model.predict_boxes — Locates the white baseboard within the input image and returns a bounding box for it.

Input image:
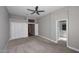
[38,35,79,52]
[67,45,79,52]
[38,35,57,43]
[9,37,27,40]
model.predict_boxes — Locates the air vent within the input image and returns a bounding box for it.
[28,19,35,23]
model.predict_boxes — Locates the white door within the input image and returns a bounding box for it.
[10,22,28,40]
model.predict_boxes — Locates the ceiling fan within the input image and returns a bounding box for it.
[27,6,45,15]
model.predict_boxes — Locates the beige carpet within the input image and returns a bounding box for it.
[7,36,77,53]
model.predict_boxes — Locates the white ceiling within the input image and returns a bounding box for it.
[7,6,64,19]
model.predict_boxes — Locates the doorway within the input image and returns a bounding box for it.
[28,24,35,36]
[56,19,68,46]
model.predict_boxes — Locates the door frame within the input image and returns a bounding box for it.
[28,24,35,36]
[27,23,38,37]
[56,19,69,46]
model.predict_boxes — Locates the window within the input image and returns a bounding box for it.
[62,24,66,31]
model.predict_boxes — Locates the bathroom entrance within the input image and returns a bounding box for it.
[56,19,68,46]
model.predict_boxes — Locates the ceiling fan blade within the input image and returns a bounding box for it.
[27,9,34,11]
[35,6,38,11]
[27,6,44,15]
[38,10,45,12]
[31,11,35,14]
[37,12,40,15]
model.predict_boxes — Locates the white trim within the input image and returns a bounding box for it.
[67,45,79,52]
[28,23,38,36]
[38,35,79,52]
[28,22,38,24]
[38,35,57,43]
[9,37,28,40]
[35,24,38,36]
[56,19,69,45]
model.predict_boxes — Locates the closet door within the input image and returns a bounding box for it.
[10,22,28,40]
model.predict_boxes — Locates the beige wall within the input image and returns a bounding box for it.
[0,6,10,52]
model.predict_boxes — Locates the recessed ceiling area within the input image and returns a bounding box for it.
[6,6,64,19]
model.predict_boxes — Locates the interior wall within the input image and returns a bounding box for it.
[38,15,50,39]
[38,7,68,42]
[38,6,79,51]
[0,6,9,52]
[49,13,56,41]
[68,7,79,50]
